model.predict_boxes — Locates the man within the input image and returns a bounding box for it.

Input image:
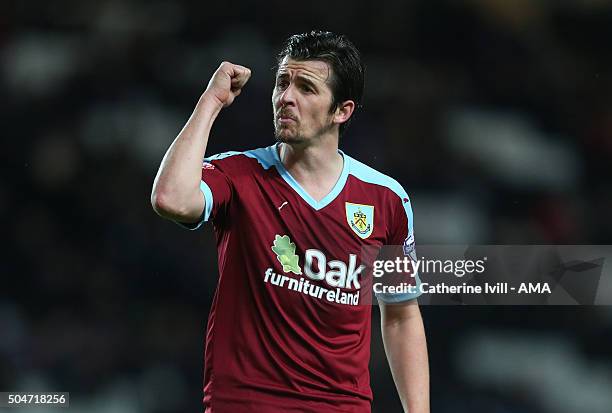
[151,31,429,413]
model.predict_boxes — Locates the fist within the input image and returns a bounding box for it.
[204,61,251,108]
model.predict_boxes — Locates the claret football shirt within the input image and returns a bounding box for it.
[181,143,421,413]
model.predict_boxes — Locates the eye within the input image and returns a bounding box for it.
[276,79,289,89]
[301,85,313,93]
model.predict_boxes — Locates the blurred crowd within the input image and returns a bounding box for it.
[2,0,612,412]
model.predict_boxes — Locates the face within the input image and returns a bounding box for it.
[272,57,337,144]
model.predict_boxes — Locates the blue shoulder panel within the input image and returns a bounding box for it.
[204,146,276,170]
[347,155,421,303]
[346,155,413,232]
[243,146,277,170]
[205,151,242,161]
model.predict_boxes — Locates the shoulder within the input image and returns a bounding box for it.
[346,153,410,202]
[204,145,277,173]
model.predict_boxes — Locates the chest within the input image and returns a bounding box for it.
[233,174,388,257]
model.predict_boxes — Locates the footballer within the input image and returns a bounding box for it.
[151,31,429,413]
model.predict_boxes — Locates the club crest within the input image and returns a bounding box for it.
[345,202,374,239]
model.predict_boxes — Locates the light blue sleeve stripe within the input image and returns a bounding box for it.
[403,194,414,238]
[200,180,214,222]
[175,180,214,231]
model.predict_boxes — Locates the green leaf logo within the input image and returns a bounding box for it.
[271,234,302,275]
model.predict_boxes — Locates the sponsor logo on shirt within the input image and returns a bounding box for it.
[345,202,374,239]
[271,235,302,275]
[266,234,366,305]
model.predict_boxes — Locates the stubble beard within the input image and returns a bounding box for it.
[274,121,306,145]
[273,118,335,146]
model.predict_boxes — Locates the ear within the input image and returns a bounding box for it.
[333,100,356,126]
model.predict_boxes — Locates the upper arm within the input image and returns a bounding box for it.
[375,190,421,304]
[176,160,234,230]
[151,180,206,223]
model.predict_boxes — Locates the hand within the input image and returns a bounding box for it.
[203,61,251,108]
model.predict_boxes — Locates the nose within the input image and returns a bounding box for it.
[278,83,296,107]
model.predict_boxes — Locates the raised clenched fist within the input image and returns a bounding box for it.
[204,61,252,108]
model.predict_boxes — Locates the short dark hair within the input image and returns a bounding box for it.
[277,30,365,136]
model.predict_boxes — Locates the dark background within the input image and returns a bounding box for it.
[2,0,612,412]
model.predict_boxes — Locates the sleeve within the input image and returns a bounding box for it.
[177,158,234,230]
[375,190,422,304]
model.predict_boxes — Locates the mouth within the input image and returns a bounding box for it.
[276,111,297,123]
[277,117,296,125]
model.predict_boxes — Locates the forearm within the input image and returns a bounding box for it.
[151,93,222,221]
[381,303,430,413]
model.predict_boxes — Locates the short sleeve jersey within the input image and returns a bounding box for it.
[182,143,421,413]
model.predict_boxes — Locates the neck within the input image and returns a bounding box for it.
[277,138,344,202]
[280,139,341,170]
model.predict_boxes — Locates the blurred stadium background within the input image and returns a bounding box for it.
[2,0,612,412]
